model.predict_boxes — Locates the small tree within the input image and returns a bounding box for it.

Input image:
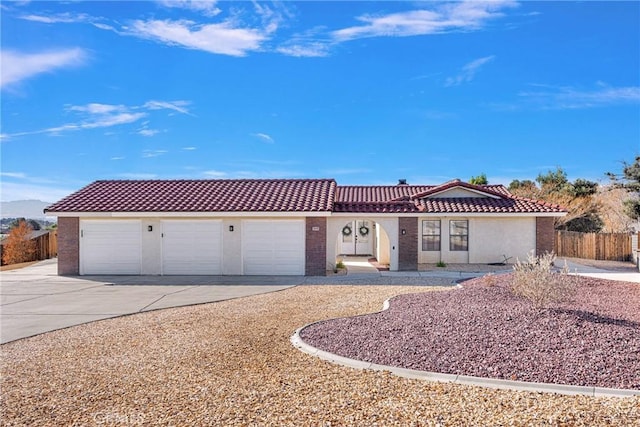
[469,173,488,185]
[508,179,537,194]
[510,168,602,231]
[536,167,571,194]
[2,220,36,265]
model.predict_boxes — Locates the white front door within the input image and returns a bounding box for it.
[340,220,373,256]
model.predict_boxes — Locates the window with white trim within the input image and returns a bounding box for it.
[422,220,441,251]
[449,220,468,251]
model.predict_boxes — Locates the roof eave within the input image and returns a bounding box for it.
[47,211,333,218]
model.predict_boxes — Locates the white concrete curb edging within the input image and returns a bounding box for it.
[291,298,640,398]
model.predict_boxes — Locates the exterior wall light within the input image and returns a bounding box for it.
[229,225,234,232]
[401,229,406,235]
[148,225,153,232]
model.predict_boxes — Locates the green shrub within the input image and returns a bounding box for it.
[511,251,574,309]
[436,261,447,268]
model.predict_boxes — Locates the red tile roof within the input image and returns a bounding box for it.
[408,180,511,200]
[415,197,565,214]
[45,179,566,215]
[336,181,566,214]
[336,183,512,202]
[336,185,433,203]
[45,179,336,213]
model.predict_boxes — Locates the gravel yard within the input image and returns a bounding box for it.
[2,284,639,426]
[302,275,640,391]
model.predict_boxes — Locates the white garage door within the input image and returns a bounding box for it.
[242,220,305,275]
[81,220,142,275]
[162,220,222,275]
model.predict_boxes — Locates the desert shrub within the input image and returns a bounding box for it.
[510,251,574,309]
[2,220,36,265]
[483,273,498,287]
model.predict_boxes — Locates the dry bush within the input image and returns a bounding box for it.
[2,220,36,265]
[482,273,498,287]
[510,251,574,309]
[596,186,639,232]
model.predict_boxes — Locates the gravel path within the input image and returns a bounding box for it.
[301,275,640,390]
[2,284,639,426]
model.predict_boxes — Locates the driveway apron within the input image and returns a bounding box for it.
[0,260,298,344]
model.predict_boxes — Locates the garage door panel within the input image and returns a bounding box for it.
[162,220,222,275]
[242,220,304,275]
[81,220,142,275]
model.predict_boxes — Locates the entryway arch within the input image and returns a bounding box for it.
[327,217,397,271]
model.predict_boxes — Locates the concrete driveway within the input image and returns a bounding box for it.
[1,259,300,344]
[2,258,637,345]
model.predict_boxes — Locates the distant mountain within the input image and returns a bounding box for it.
[1,200,53,220]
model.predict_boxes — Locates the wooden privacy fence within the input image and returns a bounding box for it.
[33,230,58,262]
[0,230,58,266]
[555,231,633,262]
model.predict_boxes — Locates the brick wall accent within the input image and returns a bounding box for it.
[57,217,79,275]
[398,217,418,271]
[536,217,555,255]
[305,217,327,276]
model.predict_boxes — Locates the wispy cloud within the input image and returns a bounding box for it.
[252,132,275,143]
[85,2,285,57]
[445,55,495,87]
[137,128,161,137]
[45,112,148,135]
[117,173,158,180]
[203,168,305,179]
[67,103,127,115]
[142,149,168,158]
[203,170,227,177]
[136,120,163,137]
[20,12,92,24]
[276,42,331,58]
[1,48,87,89]
[13,1,515,61]
[110,156,125,161]
[518,83,640,110]
[276,26,332,57]
[4,100,191,139]
[182,146,197,151]
[0,172,27,179]
[157,0,221,17]
[332,1,517,41]
[128,19,267,57]
[144,100,192,115]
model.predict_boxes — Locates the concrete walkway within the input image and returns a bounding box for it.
[558,257,640,283]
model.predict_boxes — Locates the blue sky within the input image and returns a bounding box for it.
[1,1,639,203]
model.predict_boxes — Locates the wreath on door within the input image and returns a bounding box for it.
[342,225,353,236]
[359,225,369,236]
